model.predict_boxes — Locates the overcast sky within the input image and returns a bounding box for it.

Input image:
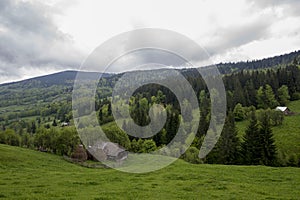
[1,0,300,83]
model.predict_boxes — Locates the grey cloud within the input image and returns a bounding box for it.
[251,0,300,16]
[0,0,83,82]
[206,19,272,56]
[84,21,273,74]
[82,28,211,73]
[109,21,272,71]
[251,0,299,7]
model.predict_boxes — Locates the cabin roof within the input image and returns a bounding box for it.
[89,141,125,157]
[275,106,289,112]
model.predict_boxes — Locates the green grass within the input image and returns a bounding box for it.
[236,100,300,158]
[0,144,300,199]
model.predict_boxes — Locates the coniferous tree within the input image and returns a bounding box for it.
[233,77,246,106]
[256,86,265,109]
[244,80,256,106]
[264,84,279,108]
[212,112,240,164]
[259,112,277,166]
[31,121,36,134]
[99,108,103,122]
[107,103,112,116]
[166,110,180,143]
[241,110,262,165]
[198,93,210,136]
[256,85,279,109]
[52,119,57,127]
[277,85,290,106]
[233,103,245,121]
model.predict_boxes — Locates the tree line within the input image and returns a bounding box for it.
[1,59,300,167]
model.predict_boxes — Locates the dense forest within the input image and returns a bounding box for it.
[1,51,300,167]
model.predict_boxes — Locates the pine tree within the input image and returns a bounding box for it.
[244,80,256,106]
[259,112,277,166]
[198,94,210,136]
[233,77,246,106]
[256,86,265,109]
[241,110,262,165]
[233,103,245,121]
[99,108,103,122]
[256,85,279,109]
[265,84,279,108]
[277,85,290,106]
[52,119,57,127]
[214,112,240,164]
[107,103,112,116]
[31,121,36,134]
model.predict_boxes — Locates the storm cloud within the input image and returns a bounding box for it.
[0,0,83,82]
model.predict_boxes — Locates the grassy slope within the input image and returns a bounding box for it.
[0,144,300,199]
[237,100,300,158]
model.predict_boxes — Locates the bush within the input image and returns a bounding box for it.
[0,129,21,146]
[181,147,202,164]
[287,154,298,167]
[141,139,157,153]
[291,92,300,100]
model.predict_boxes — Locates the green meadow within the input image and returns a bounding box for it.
[237,100,300,159]
[0,144,299,199]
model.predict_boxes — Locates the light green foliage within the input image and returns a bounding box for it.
[141,139,157,153]
[0,129,20,146]
[129,138,157,153]
[181,146,201,164]
[101,122,131,149]
[233,103,245,121]
[278,85,290,106]
[265,84,279,108]
[156,90,166,103]
[33,127,79,156]
[256,86,265,109]
[257,85,279,109]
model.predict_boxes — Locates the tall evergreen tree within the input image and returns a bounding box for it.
[213,112,240,164]
[259,112,277,166]
[264,84,279,108]
[256,85,279,109]
[99,108,103,121]
[198,93,210,136]
[277,85,290,106]
[241,110,262,165]
[256,86,265,109]
[233,103,245,121]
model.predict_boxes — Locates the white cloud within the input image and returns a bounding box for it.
[1,0,300,83]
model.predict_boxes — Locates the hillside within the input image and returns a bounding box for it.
[0,70,113,122]
[215,50,300,74]
[0,144,299,199]
[236,100,300,161]
[0,50,299,123]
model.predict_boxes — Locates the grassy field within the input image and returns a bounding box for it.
[0,144,300,199]
[237,100,300,159]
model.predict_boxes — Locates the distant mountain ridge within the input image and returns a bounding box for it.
[1,50,300,88]
[0,71,112,88]
[215,50,300,74]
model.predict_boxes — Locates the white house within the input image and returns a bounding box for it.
[275,106,291,115]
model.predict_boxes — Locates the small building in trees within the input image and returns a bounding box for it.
[61,122,70,127]
[88,141,128,162]
[275,106,292,115]
[71,144,88,162]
